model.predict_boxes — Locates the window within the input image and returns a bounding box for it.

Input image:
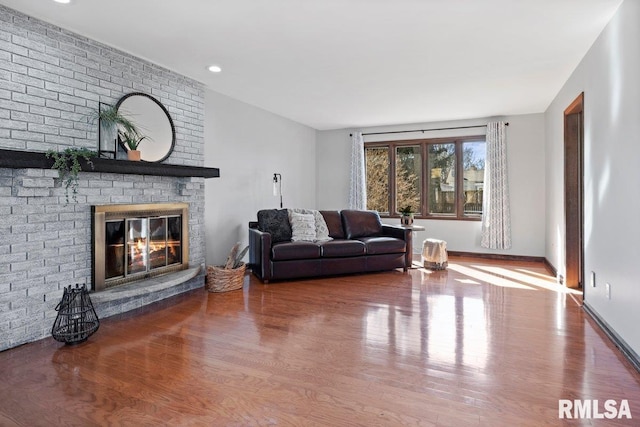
[396,146,422,214]
[365,146,390,214]
[365,136,486,220]
[428,142,456,214]
[462,141,486,216]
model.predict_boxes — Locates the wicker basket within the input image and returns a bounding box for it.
[206,263,246,293]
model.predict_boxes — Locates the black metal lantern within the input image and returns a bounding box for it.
[52,284,100,345]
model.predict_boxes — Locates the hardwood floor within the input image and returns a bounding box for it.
[1,256,639,426]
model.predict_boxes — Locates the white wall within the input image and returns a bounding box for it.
[204,90,317,265]
[317,114,546,256]
[545,0,640,354]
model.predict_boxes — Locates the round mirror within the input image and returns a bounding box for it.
[115,92,175,162]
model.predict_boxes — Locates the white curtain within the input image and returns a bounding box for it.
[348,132,367,210]
[481,121,511,249]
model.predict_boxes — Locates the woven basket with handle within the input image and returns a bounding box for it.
[206,263,246,293]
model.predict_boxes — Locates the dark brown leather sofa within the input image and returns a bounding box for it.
[249,209,411,283]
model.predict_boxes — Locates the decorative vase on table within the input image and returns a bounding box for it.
[399,206,415,226]
[401,214,414,226]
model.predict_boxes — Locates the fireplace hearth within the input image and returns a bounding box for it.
[92,203,189,292]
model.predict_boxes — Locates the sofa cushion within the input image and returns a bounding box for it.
[271,241,321,261]
[341,210,383,239]
[257,209,292,243]
[289,208,332,242]
[290,212,317,242]
[320,210,345,239]
[320,239,366,258]
[357,236,406,255]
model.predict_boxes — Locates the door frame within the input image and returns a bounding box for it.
[564,93,584,291]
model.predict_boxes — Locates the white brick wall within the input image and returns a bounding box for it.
[0,6,207,351]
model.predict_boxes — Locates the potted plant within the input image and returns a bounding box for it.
[94,103,139,156]
[118,129,148,161]
[398,205,415,226]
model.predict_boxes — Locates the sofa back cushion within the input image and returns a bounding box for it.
[341,210,383,239]
[319,210,345,239]
[257,209,292,243]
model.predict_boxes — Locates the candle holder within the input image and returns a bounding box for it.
[51,284,100,345]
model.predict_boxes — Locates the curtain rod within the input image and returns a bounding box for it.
[350,122,509,137]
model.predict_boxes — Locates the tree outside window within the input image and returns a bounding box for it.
[365,146,389,214]
[462,141,486,215]
[365,136,485,220]
[428,143,456,214]
[396,146,421,214]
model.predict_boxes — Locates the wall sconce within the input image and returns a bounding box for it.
[273,173,283,208]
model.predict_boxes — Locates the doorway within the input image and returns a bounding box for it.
[564,93,584,290]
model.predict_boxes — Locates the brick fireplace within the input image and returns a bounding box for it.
[0,5,217,352]
[1,165,210,351]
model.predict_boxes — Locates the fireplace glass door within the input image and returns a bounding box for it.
[167,216,182,265]
[93,203,188,291]
[127,218,149,275]
[105,220,125,279]
[149,218,167,269]
[104,215,182,282]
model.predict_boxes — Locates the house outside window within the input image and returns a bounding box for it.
[365,136,486,220]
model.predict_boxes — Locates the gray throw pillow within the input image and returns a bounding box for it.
[257,209,292,243]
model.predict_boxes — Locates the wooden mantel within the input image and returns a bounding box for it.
[0,149,220,178]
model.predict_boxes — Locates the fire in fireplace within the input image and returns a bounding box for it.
[92,203,189,292]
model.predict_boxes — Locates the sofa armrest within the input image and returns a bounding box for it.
[382,224,410,240]
[382,225,412,271]
[249,226,272,282]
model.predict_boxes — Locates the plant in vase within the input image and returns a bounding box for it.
[119,129,148,161]
[94,104,140,157]
[398,205,415,226]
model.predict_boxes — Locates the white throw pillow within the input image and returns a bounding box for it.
[290,212,317,242]
[287,208,333,242]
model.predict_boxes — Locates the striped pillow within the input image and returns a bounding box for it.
[290,212,317,242]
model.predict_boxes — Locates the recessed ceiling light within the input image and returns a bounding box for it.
[53,0,71,4]
[208,65,222,73]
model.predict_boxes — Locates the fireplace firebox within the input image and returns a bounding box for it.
[92,203,189,292]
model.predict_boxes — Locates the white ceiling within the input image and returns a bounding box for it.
[0,0,623,130]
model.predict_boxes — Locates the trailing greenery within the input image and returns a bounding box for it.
[46,147,97,204]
